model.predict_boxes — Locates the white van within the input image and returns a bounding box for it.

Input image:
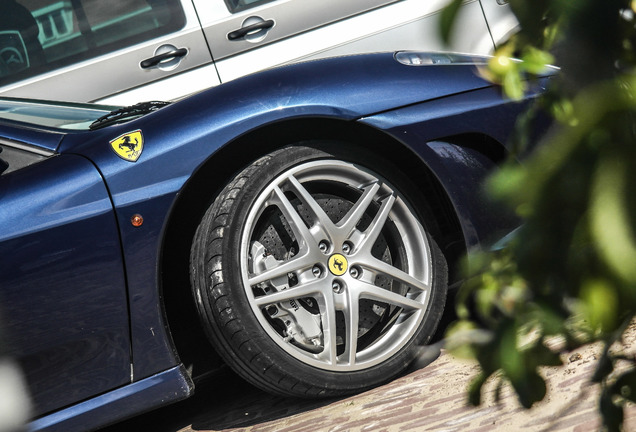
[0,0,517,105]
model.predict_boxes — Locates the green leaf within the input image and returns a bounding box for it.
[521,47,555,74]
[531,341,563,368]
[530,304,565,335]
[579,279,619,333]
[488,52,516,79]
[468,372,488,406]
[515,371,547,408]
[439,0,464,44]
[499,324,523,382]
[498,324,548,407]
[591,154,636,284]
[445,320,492,359]
[502,67,525,101]
[549,98,578,125]
[485,164,527,205]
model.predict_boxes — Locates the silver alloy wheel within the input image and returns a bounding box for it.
[240,160,433,372]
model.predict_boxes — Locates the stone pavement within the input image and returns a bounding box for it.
[207,349,634,432]
[107,328,636,432]
[160,340,634,432]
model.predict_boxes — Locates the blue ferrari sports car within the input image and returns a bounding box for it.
[0,52,550,431]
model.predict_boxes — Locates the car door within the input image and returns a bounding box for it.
[479,0,519,47]
[0,0,217,104]
[0,130,131,417]
[192,0,498,82]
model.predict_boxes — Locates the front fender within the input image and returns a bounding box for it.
[420,140,518,252]
[359,86,530,253]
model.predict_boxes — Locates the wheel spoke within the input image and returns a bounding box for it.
[358,280,427,311]
[342,289,359,365]
[356,193,396,253]
[271,185,316,249]
[366,258,430,294]
[286,175,336,234]
[253,278,325,307]
[248,252,315,286]
[337,182,381,234]
[235,157,441,374]
[315,293,338,365]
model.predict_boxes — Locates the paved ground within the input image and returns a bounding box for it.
[107,325,636,432]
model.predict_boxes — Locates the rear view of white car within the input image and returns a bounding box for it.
[0,0,517,105]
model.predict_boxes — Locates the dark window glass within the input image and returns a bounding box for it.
[224,0,276,13]
[0,0,185,87]
[0,143,50,176]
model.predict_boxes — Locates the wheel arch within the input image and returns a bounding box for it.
[159,117,508,376]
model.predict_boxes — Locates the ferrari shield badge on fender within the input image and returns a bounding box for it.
[110,130,144,162]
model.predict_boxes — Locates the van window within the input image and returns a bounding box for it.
[0,0,185,87]
[223,0,276,13]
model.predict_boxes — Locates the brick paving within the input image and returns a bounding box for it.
[165,342,634,432]
[107,329,636,432]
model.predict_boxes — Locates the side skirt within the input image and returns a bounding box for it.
[29,364,194,432]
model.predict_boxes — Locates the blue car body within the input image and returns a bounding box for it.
[0,52,549,431]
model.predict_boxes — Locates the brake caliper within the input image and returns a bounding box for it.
[251,242,323,352]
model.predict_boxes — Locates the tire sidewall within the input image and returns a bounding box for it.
[199,142,447,395]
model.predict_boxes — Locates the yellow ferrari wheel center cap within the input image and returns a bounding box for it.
[328,254,348,276]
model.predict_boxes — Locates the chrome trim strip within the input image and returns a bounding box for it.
[0,138,56,157]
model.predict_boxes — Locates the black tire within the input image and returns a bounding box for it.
[190,143,447,397]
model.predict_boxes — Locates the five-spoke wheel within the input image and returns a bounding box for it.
[190,144,447,397]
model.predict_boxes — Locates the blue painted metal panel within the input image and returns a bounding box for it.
[0,123,63,152]
[47,53,514,381]
[358,86,544,251]
[0,52,552,427]
[49,53,500,380]
[29,365,193,432]
[0,154,130,417]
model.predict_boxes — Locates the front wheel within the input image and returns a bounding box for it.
[190,144,447,397]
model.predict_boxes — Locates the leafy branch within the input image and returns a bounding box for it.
[442,1,636,430]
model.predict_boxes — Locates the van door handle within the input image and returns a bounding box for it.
[228,19,275,41]
[140,48,188,69]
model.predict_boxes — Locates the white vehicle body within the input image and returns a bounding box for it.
[0,0,517,105]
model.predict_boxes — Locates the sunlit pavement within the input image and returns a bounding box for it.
[103,328,636,432]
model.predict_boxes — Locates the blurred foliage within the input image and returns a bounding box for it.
[442,0,636,430]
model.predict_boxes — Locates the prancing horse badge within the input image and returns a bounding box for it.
[110,130,143,162]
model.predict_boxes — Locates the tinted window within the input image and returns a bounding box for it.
[0,0,185,87]
[224,0,276,13]
[0,97,115,129]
